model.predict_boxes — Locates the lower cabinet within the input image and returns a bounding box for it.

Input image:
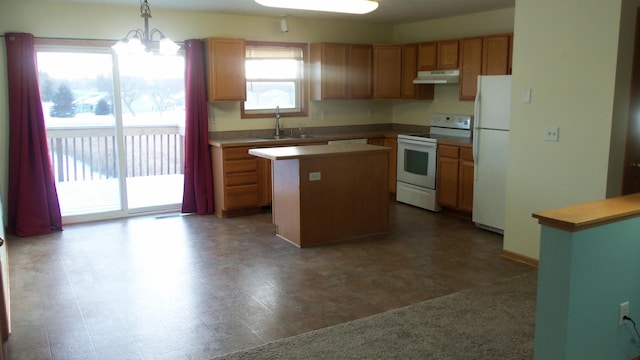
[436,144,474,212]
[212,142,328,217]
[211,145,270,217]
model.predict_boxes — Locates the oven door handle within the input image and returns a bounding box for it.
[398,139,437,148]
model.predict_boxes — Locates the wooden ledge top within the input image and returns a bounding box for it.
[532,193,640,232]
[249,144,390,161]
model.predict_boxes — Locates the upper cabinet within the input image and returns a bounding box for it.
[482,34,512,75]
[205,37,246,102]
[372,44,434,100]
[349,44,374,99]
[401,43,419,99]
[310,42,372,100]
[417,40,459,71]
[458,37,483,101]
[417,42,437,71]
[436,40,459,70]
[373,45,402,99]
[459,33,512,101]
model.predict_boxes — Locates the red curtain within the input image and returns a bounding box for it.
[4,33,62,236]
[181,39,214,214]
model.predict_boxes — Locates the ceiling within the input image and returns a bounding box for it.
[39,0,515,25]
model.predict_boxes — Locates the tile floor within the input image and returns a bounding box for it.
[6,201,535,360]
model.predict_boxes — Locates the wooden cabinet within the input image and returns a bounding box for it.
[211,147,258,217]
[417,42,437,71]
[368,137,385,146]
[212,141,330,217]
[458,37,483,101]
[401,43,419,99]
[459,33,512,101]
[418,40,459,71]
[212,145,264,217]
[458,148,475,212]
[310,42,372,100]
[373,45,402,99]
[205,37,246,102]
[482,34,512,75]
[437,40,459,69]
[349,44,374,99]
[437,144,474,212]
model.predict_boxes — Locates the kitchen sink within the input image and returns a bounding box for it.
[258,135,294,140]
[258,134,318,140]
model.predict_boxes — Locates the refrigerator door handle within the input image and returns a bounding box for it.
[473,79,481,181]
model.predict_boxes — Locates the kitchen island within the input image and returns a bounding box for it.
[249,143,390,247]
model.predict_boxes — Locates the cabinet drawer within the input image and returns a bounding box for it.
[438,145,459,158]
[226,172,258,186]
[224,147,253,160]
[224,184,259,209]
[460,147,474,161]
[225,159,257,173]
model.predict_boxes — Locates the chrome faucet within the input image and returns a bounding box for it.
[275,106,281,137]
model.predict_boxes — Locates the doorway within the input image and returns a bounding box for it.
[36,47,186,222]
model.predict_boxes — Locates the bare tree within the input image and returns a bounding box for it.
[120,77,142,116]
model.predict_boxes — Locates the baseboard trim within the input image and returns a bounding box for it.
[501,250,539,268]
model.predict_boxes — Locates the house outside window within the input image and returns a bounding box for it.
[241,41,308,119]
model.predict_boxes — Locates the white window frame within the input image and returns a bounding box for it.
[241,41,308,119]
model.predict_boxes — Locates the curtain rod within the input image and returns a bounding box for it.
[0,35,184,45]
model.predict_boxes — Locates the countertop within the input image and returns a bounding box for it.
[209,131,398,148]
[249,143,391,160]
[532,193,640,232]
[209,130,473,148]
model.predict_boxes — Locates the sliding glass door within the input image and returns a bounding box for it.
[36,47,185,223]
[117,53,185,212]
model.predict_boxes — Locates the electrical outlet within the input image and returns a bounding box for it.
[620,301,630,326]
[544,126,559,142]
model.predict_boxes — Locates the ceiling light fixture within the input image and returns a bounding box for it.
[255,0,379,15]
[112,0,180,56]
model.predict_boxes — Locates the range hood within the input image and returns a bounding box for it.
[413,69,459,84]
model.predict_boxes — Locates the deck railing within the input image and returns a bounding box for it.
[46,125,185,182]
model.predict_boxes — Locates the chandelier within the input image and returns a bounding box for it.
[112,0,180,55]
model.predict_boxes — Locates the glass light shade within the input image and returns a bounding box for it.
[255,0,378,14]
[112,36,147,56]
[127,36,146,54]
[159,37,180,56]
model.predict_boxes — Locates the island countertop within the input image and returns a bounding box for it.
[248,143,390,160]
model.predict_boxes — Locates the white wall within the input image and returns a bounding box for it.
[504,0,627,259]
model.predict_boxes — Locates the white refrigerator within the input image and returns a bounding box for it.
[472,75,512,234]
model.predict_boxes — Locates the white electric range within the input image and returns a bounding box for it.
[396,113,472,211]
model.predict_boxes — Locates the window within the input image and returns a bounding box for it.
[241,41,307,119]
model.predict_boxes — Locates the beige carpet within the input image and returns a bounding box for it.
[213,271,538,360]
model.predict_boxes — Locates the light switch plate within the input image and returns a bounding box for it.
[522,88,532,103]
